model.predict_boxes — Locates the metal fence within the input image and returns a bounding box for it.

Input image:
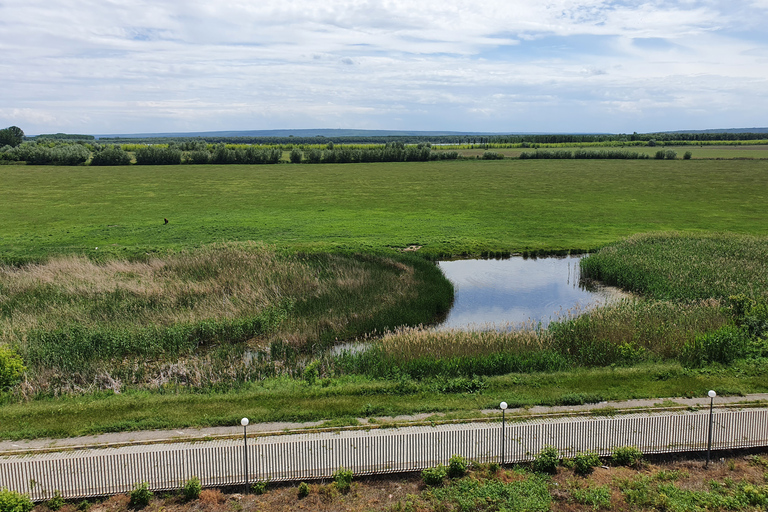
[1,408,767,501]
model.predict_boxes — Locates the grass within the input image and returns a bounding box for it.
[1,361,767,440]
[580,232,768,301]
[2,159,768,263]
[0,245,452,396]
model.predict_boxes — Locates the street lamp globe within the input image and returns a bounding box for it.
[708,390,716,398]
[241,417,249,427]
[500,402,508,410]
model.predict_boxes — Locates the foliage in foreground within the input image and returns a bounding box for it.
[0,488,33,512]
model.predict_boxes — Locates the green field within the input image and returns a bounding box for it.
[2,159,767,263]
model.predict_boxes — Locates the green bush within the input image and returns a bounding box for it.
[654,150,665,159]
[0,347,25,390]
[129,482,153,509]
[333,466,353,493]
[683,151,692,160]
[297,482,310,499]
[0,488,33,512]
[90,146,131,166]
[681,325,749,366]
[182,476,201,501]
[533,445,560,474]
[47,491,65,511]
[612,446,643,467]
[251,480,268,495]
[573,451,601,476]
[448,454,468,478]
[422,464,448,486]
[665,150,677,160]
[303,360,320,385]
[289,148,302,163]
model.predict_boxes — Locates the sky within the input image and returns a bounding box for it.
[1,0,768,136]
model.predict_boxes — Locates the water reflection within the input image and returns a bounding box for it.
[437,255,623,330]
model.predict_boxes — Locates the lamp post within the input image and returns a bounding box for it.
[241,417,249,493]
[500,402,508,466]
[706,390,716,467]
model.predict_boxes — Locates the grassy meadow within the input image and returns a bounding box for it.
[2,156,768,439]
[2,159,768,263]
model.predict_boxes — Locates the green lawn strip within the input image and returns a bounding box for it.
[2,159,768,263]
[2,362,766,440]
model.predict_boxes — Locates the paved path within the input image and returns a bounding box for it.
[2,393,766,455]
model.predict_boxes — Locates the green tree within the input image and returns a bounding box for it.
[0,126,24,147]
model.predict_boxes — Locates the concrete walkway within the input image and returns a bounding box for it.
[2,393,766,455]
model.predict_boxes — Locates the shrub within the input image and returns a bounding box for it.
[0,488,33,512]
[90,146,131,166]
[422,464,448,486]
[681,325,749,366]
[251,480,268,495]
[307,149,322,163]
[573,451,601,476]
[297,482,310,498]
[448,454,468,478]
[482,151,504,160]
[186,150,211,164]
[289,148,303,163]
[654,150,665,159]
[612,446,643,467]
[333,466,353,493]
[683,151,692,160]
[665,150,677,160]
[135,146,182,165]
[129,482,153,509]
[533,445,560,474]
[47,491,65,511]
[182,476,201,501]
[303,360,320,385]
[0,347,25,390]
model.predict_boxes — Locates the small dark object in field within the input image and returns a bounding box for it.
[164,218,168,224]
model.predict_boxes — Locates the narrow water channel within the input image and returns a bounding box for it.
[437,255,624,330]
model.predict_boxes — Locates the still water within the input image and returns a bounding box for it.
[437,255,624,330]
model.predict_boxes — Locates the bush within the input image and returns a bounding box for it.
[251,480,268,495]
[182,476,201,501]
[47,491,65,511]
[533,445,560,474]
[654,150,665,159]
[612,446,643,467]
[422,464,448,486]
[129,482,153,509]
[482,151,504,160]
[0,347,25,390]
[683,151,692,160]
[90,146,131,166]
[186,150,211,164]
[448,454,468,478]
[665,150,677,160]
[681,325,749,366]
[573,451,601,476]
[135,146,182,165]
[333,466,353,493]
[289,148,303,163]
[0,488,34,512]
[303,360,320,385]
[297,482,310,499]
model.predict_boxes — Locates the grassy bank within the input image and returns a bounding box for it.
[2,159,768,263]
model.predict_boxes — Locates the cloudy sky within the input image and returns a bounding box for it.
[2,0,768,136]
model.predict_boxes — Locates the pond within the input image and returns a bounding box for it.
[436,255,626,330]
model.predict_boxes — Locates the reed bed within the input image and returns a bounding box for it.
[0,245,452,396]
[580,232,768,301]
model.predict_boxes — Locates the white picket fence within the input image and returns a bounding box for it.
[1,408,766,501]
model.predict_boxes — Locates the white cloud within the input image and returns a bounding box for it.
[0,0,767,133]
